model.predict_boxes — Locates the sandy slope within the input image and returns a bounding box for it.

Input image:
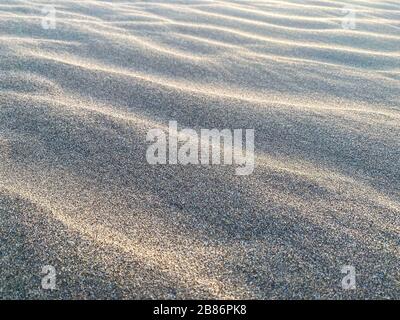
[0,0,399,299]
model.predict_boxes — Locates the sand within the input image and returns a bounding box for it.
[0,0,399,299]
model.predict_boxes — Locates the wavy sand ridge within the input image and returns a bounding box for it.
[0,0,399,299]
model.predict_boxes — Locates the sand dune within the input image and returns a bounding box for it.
[0,0,399,299]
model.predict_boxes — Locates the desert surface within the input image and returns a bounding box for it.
[0,0,399,299]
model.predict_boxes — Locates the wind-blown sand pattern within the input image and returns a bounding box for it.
[0,0,399,299]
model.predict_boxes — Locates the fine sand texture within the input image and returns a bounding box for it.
[0,0,399,299]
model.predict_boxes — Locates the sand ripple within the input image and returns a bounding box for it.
[0,0,399,299]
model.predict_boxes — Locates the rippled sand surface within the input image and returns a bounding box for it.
[0,0,399,299]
